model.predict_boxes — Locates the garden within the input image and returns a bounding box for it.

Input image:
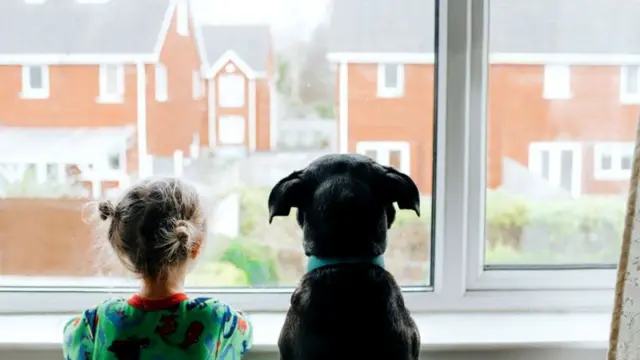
[188,187,627,287]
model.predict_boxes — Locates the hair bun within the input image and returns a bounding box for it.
[98,200,115,221]
[174,220,192,244]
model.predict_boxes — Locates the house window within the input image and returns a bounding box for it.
[176,0,189,36]
[377,63,405,98]
[99,64,124,102]
[356,141,411,175]
[21,65,49,99]
[155,63,168,102]
[218,115,245,144]
[528,142,582,197]
[593,142,634,181]
[218,74,245,108]
[543,64,571,99]
[192,70,204,99]
[620,66,640,103]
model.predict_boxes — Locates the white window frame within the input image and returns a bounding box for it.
[21,65,49,99]
[620,65,640,104]
[0,0,617,315]
[377,63,405,98]
[98,64,124,103]
[192,70,204,99]
[176,0,189,37]
[356,141,411,175]
[527,142,583,198]
[155,63,168,102]
[542,64,571,99]
[218,115,245,144]
[218,74,245,108]
[593,142,634,181]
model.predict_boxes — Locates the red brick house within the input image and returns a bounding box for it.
[198,25,275,155]
[0,0,205,197]
[327,0,640,196]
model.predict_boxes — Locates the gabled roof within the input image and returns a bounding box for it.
[329,0,434,54]
[328,0,640,56]
[199,25,271,76]
[0,0,173,59]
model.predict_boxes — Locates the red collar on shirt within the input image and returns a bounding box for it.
[127,293,188,310]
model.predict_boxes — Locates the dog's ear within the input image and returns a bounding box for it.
[268,170,305,223]
[382,166,420,216]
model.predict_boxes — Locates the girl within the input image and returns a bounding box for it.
[62,178,253,360]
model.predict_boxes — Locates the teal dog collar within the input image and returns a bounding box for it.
[306,255,385,272]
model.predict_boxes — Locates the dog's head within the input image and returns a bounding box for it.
[268,153,420,258]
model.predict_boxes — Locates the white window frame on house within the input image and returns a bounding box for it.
[218,115,245,144]
[218,74,245,108]
[619,65,640,104]
[21,65,49,99]
[356,141,411,175]
[176,0,189,37]
[593,142,634,181]
[542,64,571,99]
[155,63,169,102]
[377,63,405,98]
[192,70,204,99]
[527,141,583,198]
[0,0,618,315]
[98,64,124,103]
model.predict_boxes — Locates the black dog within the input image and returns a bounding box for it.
[268,153,421,360]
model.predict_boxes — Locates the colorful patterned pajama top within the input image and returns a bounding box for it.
[62,293,253,360]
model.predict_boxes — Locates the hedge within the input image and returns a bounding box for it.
[209,187,626,284]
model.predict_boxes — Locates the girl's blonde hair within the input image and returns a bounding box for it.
[96,177,205,279]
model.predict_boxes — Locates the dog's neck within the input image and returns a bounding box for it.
[306,255,385,272]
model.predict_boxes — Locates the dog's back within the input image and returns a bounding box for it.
[279,265,420,360]
[268,154,422,360]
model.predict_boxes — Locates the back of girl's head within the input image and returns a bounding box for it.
[96,177,205,279]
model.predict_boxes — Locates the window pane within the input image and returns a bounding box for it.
[218,115,245,144]
[621,155,633,170]
[218,74,245,107]
[384,64,398,87]
[601,154,613,170]
[29,66,43,89]
[486,0,630,267]
[2,0,436,289]
[105,65,120,95]
[626,66,639,94]
[540,150,550,180]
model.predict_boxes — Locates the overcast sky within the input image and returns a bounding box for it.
[193,0,330,42]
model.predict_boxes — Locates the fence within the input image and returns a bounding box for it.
[277,118,337,151]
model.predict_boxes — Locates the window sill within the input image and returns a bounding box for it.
[20,92,49,100]
[0,312,609,352]
[96,96,124,104]
[543,94,572,100]
[376,90,404,99]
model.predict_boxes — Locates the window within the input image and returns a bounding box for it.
[3,0,627,319]
[593,142,634,180]
[21,65,49,98]
[620,66,640,103]
[218,74,245,107]
[528,142,582,197]
[356,141,411,175]
[377,63,405,98]
[176,0,189,36]
[542,64,571,99]
[218,115,245,144]
[155,63,168,102]
[192,70,204,99]
[98,64,124,102]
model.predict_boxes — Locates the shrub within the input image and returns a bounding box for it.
[187,262,250,287]
[218,239,280,286]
